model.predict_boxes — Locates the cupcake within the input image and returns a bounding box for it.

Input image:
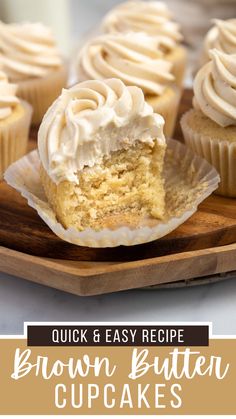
[76,32,181,137]
[181,49,236,197]
[101,0,187,87]
[0,70,32,179]
[0,21,68,125]
[201,19,236,65]
[38,78,167,231]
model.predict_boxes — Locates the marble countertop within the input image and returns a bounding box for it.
[0,271,236,335]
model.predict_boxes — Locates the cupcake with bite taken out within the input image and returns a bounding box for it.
[181,49,236,197]
[0,70,32,179]
[38,78,167,231]
[0,21,68,125]
[101,0,187,87]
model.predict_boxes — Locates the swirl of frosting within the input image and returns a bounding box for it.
[0,70,19,120]
[77,32,174,96]
[102,0,182,47]
[193,49,236,127]
[38,78,165,184]
[0,21,62,81]
[204,19,236,58]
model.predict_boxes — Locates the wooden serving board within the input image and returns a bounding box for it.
[1,89,236,296]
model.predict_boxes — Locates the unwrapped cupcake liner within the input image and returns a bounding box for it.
[0,100,32,180]
[181,111,236,198]
[4,139,219,248]
[146,86,182,138]
[17,64,68,125]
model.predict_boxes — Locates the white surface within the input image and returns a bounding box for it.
[0,271,236,335]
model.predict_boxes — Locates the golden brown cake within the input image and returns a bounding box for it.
[0,21,67,125]
[38,79,167,231]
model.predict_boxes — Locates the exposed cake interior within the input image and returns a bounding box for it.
[40,139,166,231]
[38,79,166,231]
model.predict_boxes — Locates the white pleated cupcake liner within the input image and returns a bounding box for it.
[4,139,220,248]
[0,100,32,180]
[166,45,187,88]
[181,111,236,198]
[147,86,181,139]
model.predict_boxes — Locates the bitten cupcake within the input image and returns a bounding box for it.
[0,70,32,179]
[181,49,236,197]
[101,0,187,87]
[76,32,180,137]
[202,19,236,65]
[38,78,167,231]
[0,21,68,125]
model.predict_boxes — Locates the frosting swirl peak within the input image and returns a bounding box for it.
[0,70,19,120]
[0,21,62,81]
[38,78,165,184]
[193,49,236,127]
[77,32,174,96]
[102,0,182,47]
[204,19,236,59]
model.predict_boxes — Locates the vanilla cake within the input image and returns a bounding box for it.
[38,78,166,231]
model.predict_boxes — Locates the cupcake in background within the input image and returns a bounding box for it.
[0,70,32,179]
[76,32,181,137]
[181,49,236,197]
[101,0,187,87]
[0,21,68,125]
[201,19,236,65]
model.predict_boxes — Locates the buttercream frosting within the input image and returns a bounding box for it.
[193,49,236,127]
[38,78,166,184]
[0,70,19,120]
[78,32,174,96]
[0,21,62,81]
[102,0,182,47]
[204,19,236,58]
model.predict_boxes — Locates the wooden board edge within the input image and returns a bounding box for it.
[1,243,236,296]
[145,270,236,289]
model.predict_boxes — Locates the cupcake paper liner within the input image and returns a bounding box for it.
[146,86,182,138]
[4,139,219,248]
[181,112,236,198]
[17,64,68,126]
[166,45,187,88]
[0,100,32,180]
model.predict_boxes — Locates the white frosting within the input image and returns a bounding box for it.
[193,49,236,127]
[0,70,19,120]
[204,19,236,58]
[38,78,166,184]
[102,0,182,46]
[0,21,62,81]
[77,32,174,96]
